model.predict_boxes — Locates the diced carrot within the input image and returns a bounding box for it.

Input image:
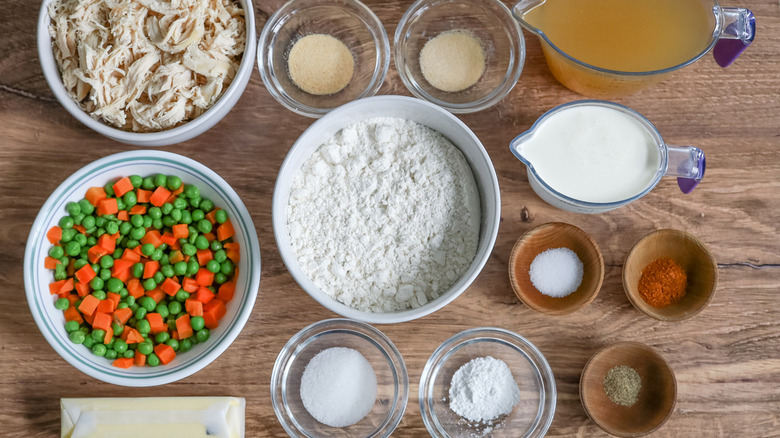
[160,232,177,246]
[216,220,234,241]
[154,343,176,365]
[73,224,87,234]
[194,287,215,304]
[125,328,144,344]
[146,313,166,334]
[202,299,226,329]
[171,185,184,196]
[149,186,171,207]
[75,282,90,297]
[172,224,189,239]
[97,198,118,216]
[85,187,107,207]
[136,189,152,203]
[112,177,134,197]
[92,312,112,332]
[102,326,113,344]
[146,288,165,304]
[107,292,121,308]
[113,307,133,325]
[134,352,146,366]
[44,257,61,269]
[182,277,200,293]
[205,209,219,224]
[87,246,108,264]
[176,314,193,339]
[195,268,214,287]
[97,234,116,253]
[223,242,239,249]
[196,249,213,266]
[141,230,163,248]
[112,258,133,278]
[49,279,67,295]
[83,311,95,326]
[60,278,74,293]
[96,299,116,315]
[203,232,216,242]
[114,268,131,283]
[185,299,203,317]
[121,248,141,263]
[217,281,236,302]
[75,264,97,284]
[143,261,160,279]
[127,278,145,299]
[64,306,83,324]
[67,295,79,306]
[169,250,185,264]
[132,245,144,257]
[46,226,62,244]
[164,194,178,205]
[117,210,129,221]
[129,205,147,215]
[78,295,100,316]
[113,357,134,368]
[161,278,181,296]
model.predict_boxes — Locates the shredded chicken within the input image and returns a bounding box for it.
[49,0,246,132]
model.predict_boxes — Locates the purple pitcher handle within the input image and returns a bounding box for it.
[713,7,755,67]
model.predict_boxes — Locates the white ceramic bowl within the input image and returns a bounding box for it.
[24,151,261,386]
[37,0,256,146]
[272,96,501,323]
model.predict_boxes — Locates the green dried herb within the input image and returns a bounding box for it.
[603,365,642,407]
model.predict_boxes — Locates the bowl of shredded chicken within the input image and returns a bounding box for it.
[38,0,255,145]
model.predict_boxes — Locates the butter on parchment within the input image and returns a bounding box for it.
[61,397,245,438]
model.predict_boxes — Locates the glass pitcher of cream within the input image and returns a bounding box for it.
[510,101,705,214]
[512,0,755,98]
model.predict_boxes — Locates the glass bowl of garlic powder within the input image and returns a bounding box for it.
[394,0,525,113]
[257,0,391,118]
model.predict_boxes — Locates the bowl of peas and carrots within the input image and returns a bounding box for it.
[24,151,261,386]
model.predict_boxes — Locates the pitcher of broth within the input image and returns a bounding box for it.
[512,0,755,98]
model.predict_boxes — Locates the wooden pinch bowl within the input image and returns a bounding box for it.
[580,342,677,437]
[509,222,604,315]
[623,229,718,321]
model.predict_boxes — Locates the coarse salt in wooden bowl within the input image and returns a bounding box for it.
[623,229,718,322]
[508,222,604,315]
[580,341,677,437]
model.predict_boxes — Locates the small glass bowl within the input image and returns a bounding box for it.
[420,328,556,437]
[394,0,525,113]
[257,0,390,118]
[271,319,409,437]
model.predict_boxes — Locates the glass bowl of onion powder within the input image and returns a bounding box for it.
[257,0,390,118]
[271,319,409,437]
[394,0,525,113]
[420,327,556,437]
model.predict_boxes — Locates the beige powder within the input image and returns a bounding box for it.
[288,34,355,95]
[420,31,486,93]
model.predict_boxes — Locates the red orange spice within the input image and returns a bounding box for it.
[638,258,687,308]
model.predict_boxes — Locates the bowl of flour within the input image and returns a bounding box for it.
[272,95,500,323]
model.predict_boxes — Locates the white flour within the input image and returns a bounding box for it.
[449,356,521,424]
[287,117,480,312]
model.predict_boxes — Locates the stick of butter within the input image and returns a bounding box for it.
[61,397,245,438]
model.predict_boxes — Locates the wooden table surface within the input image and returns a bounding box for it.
[2,0,779,436]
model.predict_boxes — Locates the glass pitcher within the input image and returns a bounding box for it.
[512,0,755,98]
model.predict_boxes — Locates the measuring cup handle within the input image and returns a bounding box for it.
[713,7,756,67]
[666,145,706,194]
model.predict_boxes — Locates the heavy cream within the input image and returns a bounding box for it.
[518,105,660,203]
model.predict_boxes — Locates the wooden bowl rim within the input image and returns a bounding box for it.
[579,341,678,438]
[508,222,605,316]
[622,229,719,322]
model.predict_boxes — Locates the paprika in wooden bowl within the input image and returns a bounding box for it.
[622,229,718,321]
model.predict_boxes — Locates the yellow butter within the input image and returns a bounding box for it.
[61,397,245,438]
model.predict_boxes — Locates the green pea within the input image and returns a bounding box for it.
[152,218,163,230]
[151,248,163,261]
[121,349,133,358]
[155,332,170,344]
[65,241,81,256]
[143,278,157,291]
[196,328,210,343]
[156,303,170,319]
[210,240,222,252]
[106,221,119,235]
[140,296,157,312]
[173,197,187,209]
[180,338,192,353]
[161,264,175,278]
[166,175,182,191]
[80,215,95,229]
[54,298,69,310]
[74,234,87,247]
[124,295,136,306]
[134,307,147,320]
[69,330,86,344]
[213,249,227,263]
[113,339,128,353]
[105,349,118,359]
[130,227,145,241]
[83,336,96,348]
[103,182,114,196]
[191,209,205,222]
[99,268,111,281]
[168,210,182,224]
[95,217,107,228]
[200,199,214,212]
[130,214,143,228]
[96,228,106,237]
[183,185,199,198]
[123,191,137,207]
[161,216,175,228]
[141,243,155,256]
[91,343,107,356]
[132,263,144,278]
[142,216,153,228]
[190,316,205,331]
[136,320,151,335]
[112,322,124,335]
[117,302,129,310]
[65,320,80,333]
[90,277,104,290]
[172,261,187,276]
[49,245,64,259]
[182,243,197,257]
[126,239,140,249]
[175,290,190,302]
[119,221,132,235]
[126,175,141,188]
[214,273,227,284]
[168,301,182,315]
[107,278,123,293]
[180,210,192,225]
[166,338,180,352]
[116,198,126,211]
[142,177,155,190]
[221,260,235,276]
[74,259,88,270]
[71,212,85,225]
[65,201,81,216]
[197,219,212,234]
[150,274,162,287]
[92,290,106,301]
[147,353,160,367]
[137,341,153,355]
[161,203,173,216]
[211,208,228,224]
[92,329,106,343]
[77,199,94,214]
[58,216,74,229]
[206,260,220,273]
[59,256,70,266]
[186,260,200,276]
[54,271,67,282]
[152,174,166,188]
[100,255,114,269]
[148,206,162,220]
[195,235,209,250]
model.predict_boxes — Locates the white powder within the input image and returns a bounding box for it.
[299,347,377,427]
[529,247,583,297]
[287,117,481,312]
[449,356,521,423]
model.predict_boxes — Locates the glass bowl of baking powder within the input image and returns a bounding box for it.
[420,327,556,437]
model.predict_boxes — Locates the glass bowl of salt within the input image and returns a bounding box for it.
[270,318,408,437]
[420,327,556,437]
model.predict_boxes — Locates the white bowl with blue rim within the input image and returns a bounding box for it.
[24,151,261,386]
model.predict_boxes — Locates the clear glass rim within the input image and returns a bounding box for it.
[513,0,724,77]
